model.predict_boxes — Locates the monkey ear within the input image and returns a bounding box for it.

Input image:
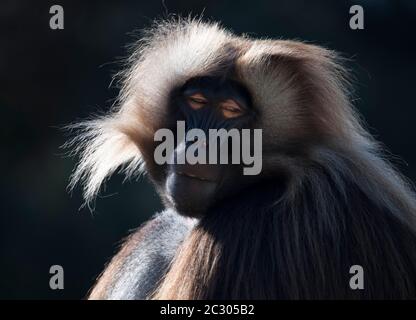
[65,114,144,208]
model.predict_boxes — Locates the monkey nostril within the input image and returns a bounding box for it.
[185,137,207,148]
[185,137,198,146]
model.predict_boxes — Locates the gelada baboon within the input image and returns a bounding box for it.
[68,19,416,299]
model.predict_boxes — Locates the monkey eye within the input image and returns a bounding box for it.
[187,93,208,110]
[220,99,244,118]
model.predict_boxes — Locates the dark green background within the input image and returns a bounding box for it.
[1,0,415,299]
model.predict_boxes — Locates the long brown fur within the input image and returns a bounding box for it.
[69,18,416,299]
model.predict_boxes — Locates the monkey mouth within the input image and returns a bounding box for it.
[176,171,215,183]
[165,172,217,217]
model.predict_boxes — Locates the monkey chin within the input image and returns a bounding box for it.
[166,172,217,218]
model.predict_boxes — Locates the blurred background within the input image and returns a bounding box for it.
[1,0,415,299]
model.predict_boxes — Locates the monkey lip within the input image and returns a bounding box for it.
[166,172,217,217]
[176,171,216,183]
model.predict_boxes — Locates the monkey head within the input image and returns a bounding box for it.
[69,20,360,218]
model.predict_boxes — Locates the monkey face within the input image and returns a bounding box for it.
[153,76,260,217]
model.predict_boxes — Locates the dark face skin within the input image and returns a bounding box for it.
[162,76,257,217]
